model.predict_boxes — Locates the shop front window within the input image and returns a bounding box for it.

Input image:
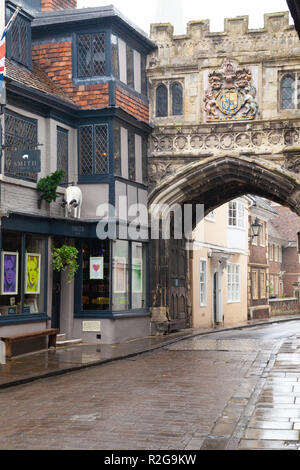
[82,239,110,311]
[25,235,45,314]
[131,242,147,309]
[0,232,47,317]
[112,240,129,311]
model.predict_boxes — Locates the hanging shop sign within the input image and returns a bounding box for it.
[10,149,41,173]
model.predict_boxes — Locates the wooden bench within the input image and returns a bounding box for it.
[0,329,59,359]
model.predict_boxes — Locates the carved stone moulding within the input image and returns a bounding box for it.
[150,126,300,156]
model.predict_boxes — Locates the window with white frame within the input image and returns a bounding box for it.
[269,243,273,261]
[258,221,265,247]
[205,211,215,221]
[199,260,207,306]
[274,245,278,262]
[111,35,147,96]
[260,271,266,299]
[228,200,244,228]
[227,263,241,302]
[252,269,258,300]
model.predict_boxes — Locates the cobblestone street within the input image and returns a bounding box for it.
[1,321,300,450]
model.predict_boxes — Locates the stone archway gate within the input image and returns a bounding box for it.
[146,11,300,332]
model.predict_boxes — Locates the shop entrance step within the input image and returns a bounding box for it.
[56,334,82,347]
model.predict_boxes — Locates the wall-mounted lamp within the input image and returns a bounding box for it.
[250,217,262,241]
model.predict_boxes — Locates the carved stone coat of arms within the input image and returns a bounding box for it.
[204,60,259,122]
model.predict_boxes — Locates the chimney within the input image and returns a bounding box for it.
[40,0,77,11]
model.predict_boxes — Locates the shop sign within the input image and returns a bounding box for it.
[10,149,41,173]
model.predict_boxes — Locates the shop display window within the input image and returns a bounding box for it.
[131,242,147,309]
[112,240,129,311]
[82,239,110,311]
[0,232,46,317]
[25,235,45,314]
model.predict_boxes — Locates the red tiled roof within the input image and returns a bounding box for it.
[270,206,300,243]
[5,58,77,106]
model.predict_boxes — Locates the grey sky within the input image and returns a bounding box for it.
[77,0,293,36]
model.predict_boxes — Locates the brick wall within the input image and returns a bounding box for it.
[249,244,267,265]
[41,0,77,11]
[283,246,300,297]
[252,309,269,320]
[32,42,149,122]
[116,84,149,123]
[32,42,109,109]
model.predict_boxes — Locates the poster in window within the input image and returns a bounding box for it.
[90,257,104,280]
[25,253,41,294]
[114,257,126,294]
[132,258,143,293]
[1,252,19,295]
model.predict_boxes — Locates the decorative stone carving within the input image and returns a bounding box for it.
[204,60,259,122]
[150,124,300,157]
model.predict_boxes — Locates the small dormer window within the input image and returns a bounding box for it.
[6,8,32,69]
[77,33,106,78]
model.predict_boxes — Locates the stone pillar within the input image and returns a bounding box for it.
[0,340,6,365]
[59,271,74,339]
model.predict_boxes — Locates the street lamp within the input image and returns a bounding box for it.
[250,217,262,241]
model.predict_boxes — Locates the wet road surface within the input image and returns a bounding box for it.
[1,321,300,450]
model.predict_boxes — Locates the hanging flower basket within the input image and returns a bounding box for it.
[52,245,79,284]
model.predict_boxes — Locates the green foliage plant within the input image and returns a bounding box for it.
[37,170,65,204]
[52,245,79,283]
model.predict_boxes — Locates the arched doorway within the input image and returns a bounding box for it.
[148,155,300,332]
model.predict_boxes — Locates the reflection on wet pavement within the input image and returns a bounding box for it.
[238,335,300,450]
[0,331,194,387]
[167,338,275,352]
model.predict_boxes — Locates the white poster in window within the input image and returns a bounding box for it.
[132,258,143,293]
[90,257,104,280]
[114,256,126,293]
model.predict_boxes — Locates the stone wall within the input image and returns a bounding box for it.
[147,11,300,192]
[270,297,300,316]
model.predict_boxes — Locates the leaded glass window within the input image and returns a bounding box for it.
[77,33,106,78]
[79,124,109,177]
[171,82,183,115]
[126,45,134,89]
[142,137,148,184]
[141,55,147,96]
[95,125,109,174]
[113,122,121,176]
[281,74,295,109]
[79,125,93,176]
[111,35,119,79]
[57,127,68,185]
[128,130,135,181]
[156,84,168,117]
[4,111,37,181]
[6,10,31,68]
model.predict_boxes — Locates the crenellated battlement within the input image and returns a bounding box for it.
[150,12,292,42]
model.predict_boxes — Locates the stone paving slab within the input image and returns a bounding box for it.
[237,334,300,450]
[0,315,297,390]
